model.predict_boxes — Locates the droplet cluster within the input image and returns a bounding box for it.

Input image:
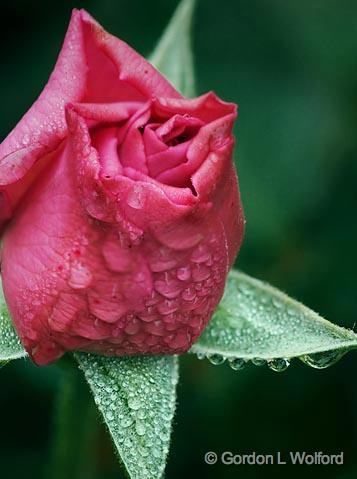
[189,271,355,371]
[196,351,290,372]
[28,223,229,363]
[76,353,178,479]
[195,349,348,372]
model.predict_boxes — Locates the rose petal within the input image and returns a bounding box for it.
[0,10,87,205]
[121,168,197,209]
[0,9,181,224]
[0,140,152,364]
[152,91,236,123]
[147,142,189,180]
[143,126,167,155]
[91,125,122,177]
[69,101,142,123]
[80,9,181,100]
[154,114,203,143]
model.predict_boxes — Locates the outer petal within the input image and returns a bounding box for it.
[1,138,155,364]
[80,10,180,101]
[0,8,180,228]
[0,10,87,219]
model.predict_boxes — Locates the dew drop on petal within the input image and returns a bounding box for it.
[126,185,145,209]
[176,266,191,281]
[68,262,93,289]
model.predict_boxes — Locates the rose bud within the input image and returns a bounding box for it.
[0,9,244,365]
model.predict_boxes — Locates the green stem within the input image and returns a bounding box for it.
[48,356,99,479]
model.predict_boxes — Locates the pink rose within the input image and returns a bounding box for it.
[0,9,244,365]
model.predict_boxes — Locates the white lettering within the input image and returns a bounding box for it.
[277,452,286,464]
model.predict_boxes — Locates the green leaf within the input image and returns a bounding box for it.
[191,270,357,368]
[0,278,26,361]
[149,0,196,97]
[75,353,179,479]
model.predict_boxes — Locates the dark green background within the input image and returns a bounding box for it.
[1,0,356,478]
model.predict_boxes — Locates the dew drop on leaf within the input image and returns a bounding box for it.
[190,271,357,368]
[207,353,226,365]
[228,357,246,371]
[267,357,290,372]
[251,358,266,366]
[75,353,179,479]
[300,349,346,369]
[136,421,146,436]
[128,396,141,411]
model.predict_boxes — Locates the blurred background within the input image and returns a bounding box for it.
[1,0,356,478]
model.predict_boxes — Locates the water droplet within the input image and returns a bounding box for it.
[154,279,182,299]
[22,133,30,145]
[106,411,114,421]
[268,358,290,372]
[145,320,165,336]
[152,447,162,459]
[251,358,266,366]
[124,437,132,448]
[68,262,92,289]
[120,416,134,428]
[238,284,252,297]
[135,421,146,436]
[181,287,196,301]
[190,246,211,264]
[300,349,346,369]
[272,299,283,309]
[196,352,205,360]
[138,445,149,457]
[126,185,145,209]
[207,353,226,365]
[136,409,146,420]
[228,357,246,371]
[157,300,179,315]
[176,266,191,281]
[148,247,178,273]
[150,259,177,273]
[128,397,141,410]
[192,264,211,282]
[124,317,141,335]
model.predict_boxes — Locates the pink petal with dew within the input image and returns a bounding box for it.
[0,8,180,225]
[0,10,87,206]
